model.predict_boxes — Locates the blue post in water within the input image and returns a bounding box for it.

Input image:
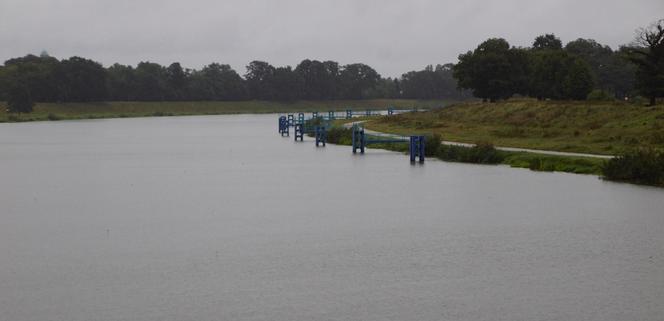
[346,109,352,119]
[352,125,365,154]
[298,112,304,125]
[315,126,327,147]
[328,111,335,120]
[409,136,425,163]
[279,116,288,134]
[281,119,290,137]
[294,124,304,141]
[366,109,371,116]
[388,107,394,116]
[287,114,295,127]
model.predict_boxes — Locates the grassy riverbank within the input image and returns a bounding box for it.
[356,99,664,186]
[0,99,451,122]
[317,127,606,175]
[366,99,664,155]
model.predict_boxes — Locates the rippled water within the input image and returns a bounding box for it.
[1,114,663,321]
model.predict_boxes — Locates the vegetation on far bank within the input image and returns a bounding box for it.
[312,126,606,175]
[3,20,660,116]
[602,148,664,186]
[0,99,451,123]
[453,21,663,105]
[318,126,664,187]
[366,99,664,156]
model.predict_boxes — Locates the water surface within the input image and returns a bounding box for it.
[1,115,662,321]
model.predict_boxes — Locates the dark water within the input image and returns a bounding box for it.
[0,115,662,321]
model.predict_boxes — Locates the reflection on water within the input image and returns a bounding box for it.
[0,115,663,321]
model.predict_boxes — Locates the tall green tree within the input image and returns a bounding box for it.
[533,34,563,51]
[454,38,527,102]
[529,50,593,100]
[271,66,299,101]
[3,54,60,102]
[339,63,380,99]
[294,60,340,99]
[106,63,136,101]
[366,77,401,99]
[565,38,636,98]
[134,62,167,101]
[627,19,664,105]
[245,61,276,100]
[0,65,8,101]
[6,85,34,114]
[56,56,107,102]
[165,62,188,100]
[563,58,595,99]
[189,63,246,100]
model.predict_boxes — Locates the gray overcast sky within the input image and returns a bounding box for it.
[1,0,662,77]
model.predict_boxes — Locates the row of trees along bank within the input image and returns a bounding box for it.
[454,20,664,104]
[0,57,470,109]
[1,20,662,114]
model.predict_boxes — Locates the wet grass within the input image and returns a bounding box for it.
[367,98,664,155]
[315,127,607,175]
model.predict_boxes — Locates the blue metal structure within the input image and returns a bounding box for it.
[409,136,425,163]
[351,124,425,162]
[280,117,289,136]
[351,125,366,153]
[278,116,285,133]
[278,116,288,134]
[315,126,327,146]
[294,123,304,141]
[278,109,426,161]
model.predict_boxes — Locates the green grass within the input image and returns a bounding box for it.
[309,126,607,175]
[502,152,605,175]
[0,99,453,122]
[366,98,664,155]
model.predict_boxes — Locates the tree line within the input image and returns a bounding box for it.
[454,19,664,105]
[0,55,470,108]
[2,19,662,114]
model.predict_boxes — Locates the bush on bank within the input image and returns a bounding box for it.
[602,148,664,186]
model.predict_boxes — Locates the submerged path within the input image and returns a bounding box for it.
[344,121,615,159]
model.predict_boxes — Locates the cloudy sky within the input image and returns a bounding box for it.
[1,0,662,77]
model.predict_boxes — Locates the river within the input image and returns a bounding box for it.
[0,114,662,321]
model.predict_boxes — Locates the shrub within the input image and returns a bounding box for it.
[436,142,504,164]
[602,148,664,186]
[502,153,605,174]
[326,127,352,145]
[586,89,614,101]
[47,113,62,121]
[424,133,441,157]
[630,96,648,106]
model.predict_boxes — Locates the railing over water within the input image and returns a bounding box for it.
[277,108,426,162]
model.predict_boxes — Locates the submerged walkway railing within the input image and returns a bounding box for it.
[277,108,426,162]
